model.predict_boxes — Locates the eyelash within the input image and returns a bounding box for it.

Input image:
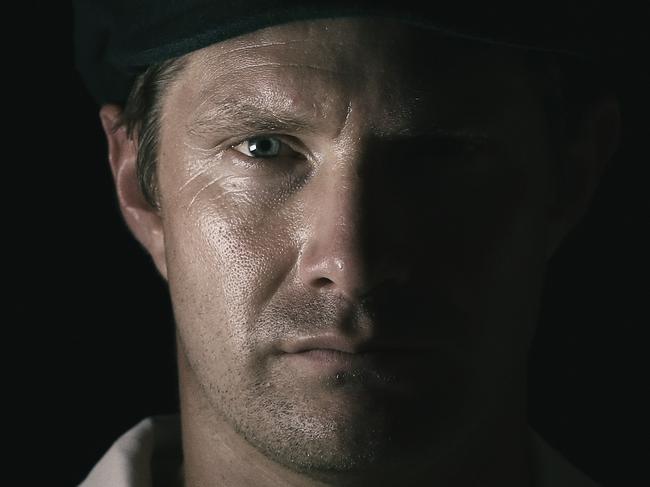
[230,135,304,162]
[225,133,487,171]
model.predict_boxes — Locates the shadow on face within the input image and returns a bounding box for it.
[152,16,557,483]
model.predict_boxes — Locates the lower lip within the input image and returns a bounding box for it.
[282,349,430,380]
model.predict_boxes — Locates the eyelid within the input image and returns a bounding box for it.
[230,134,309,159]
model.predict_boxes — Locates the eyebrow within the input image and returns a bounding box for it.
[186,97,317,139]
[185,95,495,147]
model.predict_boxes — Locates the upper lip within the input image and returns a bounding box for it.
[279,334,433,354]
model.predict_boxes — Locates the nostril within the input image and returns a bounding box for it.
[313,277,333,288]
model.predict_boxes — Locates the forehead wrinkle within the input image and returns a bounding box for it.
[217,40,309,56]
[184,63,351,138]
[208,38,357,59]
[193,61,348,101]
[185,57,351,114]
[236,62,344,75]
[190,39,351,87]
[193,19,420,67]
[209,37,407,60]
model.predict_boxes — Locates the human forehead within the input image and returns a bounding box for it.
[184,17,461,77]
[165,17,537,140]
[178,17,531,96]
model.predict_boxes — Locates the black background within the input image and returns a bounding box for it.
[19,4,648,486]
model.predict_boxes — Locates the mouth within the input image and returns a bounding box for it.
[278,334,441,386]
[280,348,439,394]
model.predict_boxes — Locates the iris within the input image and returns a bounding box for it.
[248,137,281,157]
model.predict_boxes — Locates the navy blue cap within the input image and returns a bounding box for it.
[73,1,628,105]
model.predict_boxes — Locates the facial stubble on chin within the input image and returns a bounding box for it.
[194,336,479,477]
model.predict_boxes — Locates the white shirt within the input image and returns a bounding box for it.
[79,414,602,487]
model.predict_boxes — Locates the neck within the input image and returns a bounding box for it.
[175,343,533,487]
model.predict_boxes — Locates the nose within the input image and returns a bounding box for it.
[296,161,409,302]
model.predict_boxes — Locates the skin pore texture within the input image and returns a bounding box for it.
[99,17,620,487]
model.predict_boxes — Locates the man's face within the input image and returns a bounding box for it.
[157,17,554,477]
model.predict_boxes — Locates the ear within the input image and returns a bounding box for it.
[545,95,622,260]
[99,104,168,281]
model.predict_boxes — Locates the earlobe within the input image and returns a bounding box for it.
[545,95,622,261]
[99,104,168,281]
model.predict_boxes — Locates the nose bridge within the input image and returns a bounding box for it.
[329,162,367,260]
[297,152,374,301]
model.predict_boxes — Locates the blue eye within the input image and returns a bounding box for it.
[233,136,283,158]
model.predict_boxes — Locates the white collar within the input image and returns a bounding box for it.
[80,414,601,487]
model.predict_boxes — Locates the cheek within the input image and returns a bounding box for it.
[423,154,551,348]
[161,167,299,356]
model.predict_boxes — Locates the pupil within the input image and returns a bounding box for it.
[258,139,272,152]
